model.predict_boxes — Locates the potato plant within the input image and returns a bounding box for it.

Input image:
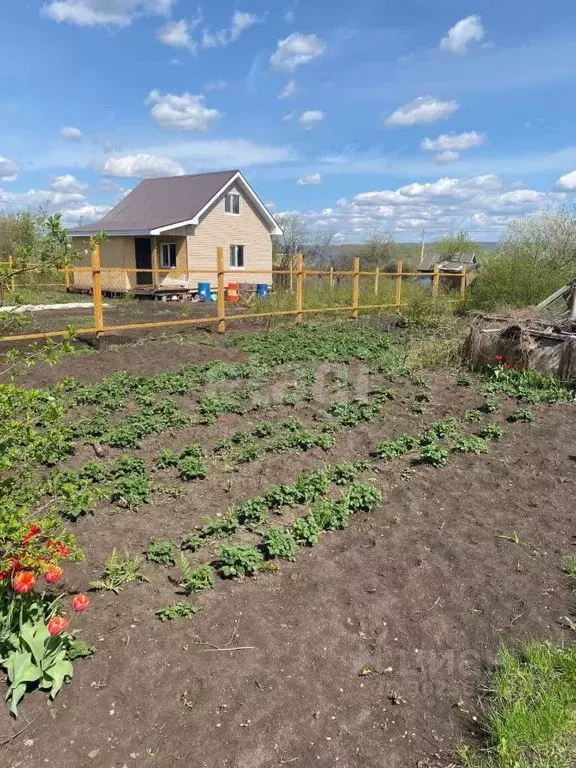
[218,545,264,578]
[264,527,297,560]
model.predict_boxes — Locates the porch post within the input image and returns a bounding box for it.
[152,236,159,289]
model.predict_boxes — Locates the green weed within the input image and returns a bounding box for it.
[146,540,176,566]
[89,550,149,593]
[156,602,200,621]
[179,556,215,594]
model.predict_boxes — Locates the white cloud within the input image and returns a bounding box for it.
[289,174,565,240]
[298,110,325,130]
[61,203,111,227]
[384,96,459,127]
[41,0,173,28]
[282,112,294,122]
[555,170,576,191]
[0,156,18,182]
[50,174,87,193]
[147,89,221,132]
[297,173,323,185]
[117,138,295,171]
[270,32,326,72]
[440,15,485,54]
[201,10,260,48]
[421,131,485,152]
[98,153,185,178]
[0,184,110,227]
[204,79,227,91]
[278,79,298,99]
[433,150,460,164]
[284,9,295,23]
[157,19,198,51]
[60,125,82,141]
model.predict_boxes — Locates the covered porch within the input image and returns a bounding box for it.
[73,234,190,296]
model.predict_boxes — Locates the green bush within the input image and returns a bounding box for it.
[467,252,573,311]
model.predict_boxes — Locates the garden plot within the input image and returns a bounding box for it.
[2,322,576,768]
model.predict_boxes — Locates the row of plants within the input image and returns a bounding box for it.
[147,470,383,620]
[144,396,530,622]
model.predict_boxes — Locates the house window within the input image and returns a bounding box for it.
[225,193,240,215]
[160,242,177,268]
[229,244,245,269]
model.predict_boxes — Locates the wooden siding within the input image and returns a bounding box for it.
[185,184,273,289]
[72,237,132,292]
[155,236,188,286]
[72,236,186,291]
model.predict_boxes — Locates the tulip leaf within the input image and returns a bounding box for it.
[46,659,73,698]
[20,622,50,668]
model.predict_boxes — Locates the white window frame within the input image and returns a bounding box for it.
[225,193,241,215]
[160,242,177,269]
[229,244,245,270]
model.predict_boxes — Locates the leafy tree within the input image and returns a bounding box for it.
[432,229,478,259]
[0,213,77,304]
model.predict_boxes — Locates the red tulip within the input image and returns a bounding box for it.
[504,363,511,370]
[55,543,69,558]
[494,354,504,362]
[22,524,41,544]
[12,571,36,594]
[47,616,68,635]
[71,593,90,612]
[43,564,63,584]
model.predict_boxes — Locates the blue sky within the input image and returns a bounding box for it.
[2,0,576,241]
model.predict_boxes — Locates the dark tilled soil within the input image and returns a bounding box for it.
[0,296,271,349]
[6,338,247,389]
[2,353,576,768]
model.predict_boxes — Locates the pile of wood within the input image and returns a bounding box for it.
[463,280,576,381]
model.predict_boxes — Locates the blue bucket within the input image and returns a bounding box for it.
[197,282,212,301]
[256,283,269,298]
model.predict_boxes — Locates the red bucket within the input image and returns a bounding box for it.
[227,283,239,303]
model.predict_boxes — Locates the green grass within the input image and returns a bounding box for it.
[459,641,576,768]
[563,556,576,584]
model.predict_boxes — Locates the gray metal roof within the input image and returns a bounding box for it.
[70,170,239,234]
[419,251,478,271]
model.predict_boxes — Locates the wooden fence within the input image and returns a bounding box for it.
[0,247,468,344]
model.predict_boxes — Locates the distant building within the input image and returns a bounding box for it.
[418,251,479,288]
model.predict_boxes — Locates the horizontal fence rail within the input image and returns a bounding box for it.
[0,248,468,344]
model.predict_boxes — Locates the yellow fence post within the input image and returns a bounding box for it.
[8,255,15,292]
[432,264,440,297]
[91,243,104,342]
[395,260,403,309]
[460,267,467,298]
[296,252,304,322]
[329,266,334,289]
[217,247,226,334]
[64,264,70,291]
[352,256,360,319]
[374,266,379,296]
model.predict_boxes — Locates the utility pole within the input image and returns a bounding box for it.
[420,227,427,263]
